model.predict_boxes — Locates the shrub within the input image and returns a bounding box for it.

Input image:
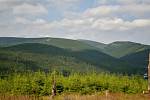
[0,72,147,95]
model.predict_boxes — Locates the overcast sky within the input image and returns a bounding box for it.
[0,0,150,44]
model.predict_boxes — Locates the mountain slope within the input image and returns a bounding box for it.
[0,37,150,75]
[102,41,150,58]
[78,39,106,49]
[1,37,149,58]
[82,40,150,58]
[0,47,100,74]
[0,37,96,51]
[0,43,137,74]
[120,49,150,74]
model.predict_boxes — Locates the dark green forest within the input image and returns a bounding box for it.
[0,37,149,75]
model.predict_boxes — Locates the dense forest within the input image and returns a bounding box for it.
[0,37,149,75]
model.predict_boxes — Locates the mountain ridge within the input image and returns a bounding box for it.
[0,37,150,75]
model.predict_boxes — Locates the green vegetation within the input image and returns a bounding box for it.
[1,37,149,57]
[81,40,150,58]
[0,43,143,75]
[0,72,147,96]
[0,37,149,75]
[0,47,99,74]
[0,37,149,98]
[0,37,96,51]
[120,49,150,71]
[102,42,150,58]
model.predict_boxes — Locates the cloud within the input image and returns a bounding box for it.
[11,17,149,36]
[92,18,150,31]
[45,0,81,11]
[83,5,119,17]
[15,17,31,24]
[15,17,47,25]
[33,19,46,24]
[96,0,150,5]
[47,0,80,6]
[47,17,150,31]
[83,4,150,18]
[13,3,48,15]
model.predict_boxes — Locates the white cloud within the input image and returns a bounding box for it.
[48,0,79,3]
[47,0,80,5]
[91,18,150,31]
[17,17,150,35]
[131,19,150,27]
[33,19,46,24]
[15,17,46,24]
[96,0,150,5]
[15,17,30,24]
[13,3,48,15]
[83,4,150,18]
[83,5,119,17]
[46,0,80,10]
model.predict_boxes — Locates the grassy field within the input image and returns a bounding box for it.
[0,72,148,95]
[0,93,150,100]
[0,71,149,100]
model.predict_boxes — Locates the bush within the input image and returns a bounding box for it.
[0,72,147,96]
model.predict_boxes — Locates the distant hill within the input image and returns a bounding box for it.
[0,37,96,51]
[78,39,106,49]
[1,37,149,58]
[0,37,150,75]
[102,41,150,58]
[0,43,137,74]
[81,40,150,58]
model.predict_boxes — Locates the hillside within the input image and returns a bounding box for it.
[120,49,150,71]
[0,37,150,75]
[0,37,96,51]
[102,41,150,58]
[1,37,149,58]
[0,46,99,74]
[81,40,150,58]
[78,39,106,49]
[0,43,138,74]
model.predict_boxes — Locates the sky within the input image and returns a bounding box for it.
[0,0,150,44]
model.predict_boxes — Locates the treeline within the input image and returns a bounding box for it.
[0,72,147,96]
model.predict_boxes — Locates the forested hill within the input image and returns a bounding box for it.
[0,37,150,75]
[0,37,96,51]
[80,40,150,58]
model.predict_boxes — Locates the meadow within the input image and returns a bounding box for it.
[0,71,148,98]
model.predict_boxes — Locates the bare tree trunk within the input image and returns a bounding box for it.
[148,53,150,92]
[51,71,56,99]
